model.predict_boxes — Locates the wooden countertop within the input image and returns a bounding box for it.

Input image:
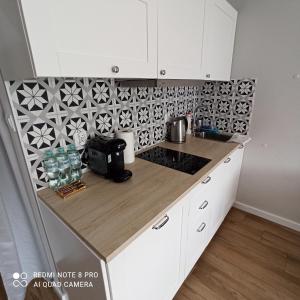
[38,136,239,262]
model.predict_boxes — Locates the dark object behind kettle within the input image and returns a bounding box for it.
[166,116,187,143]
[84,136,132,182]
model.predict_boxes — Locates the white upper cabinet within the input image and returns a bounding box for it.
[1,0,237,80]
[202,0,238,81]
[157,0,205,79]
[20,0,158,78]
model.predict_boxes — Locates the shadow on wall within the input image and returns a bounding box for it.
[231,0,300,225]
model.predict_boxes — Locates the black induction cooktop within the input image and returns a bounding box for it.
[137,146,211,175]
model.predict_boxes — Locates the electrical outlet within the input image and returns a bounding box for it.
[74,130,87,146]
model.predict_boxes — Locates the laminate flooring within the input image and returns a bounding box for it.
[174,208,300,300]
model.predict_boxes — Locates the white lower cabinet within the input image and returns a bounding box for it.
[107,201,183,300]
[39,147,243,300]
[222,148,244,215]
[184,147,244,276]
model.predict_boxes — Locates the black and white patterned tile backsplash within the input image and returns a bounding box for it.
[6,78,256,190]
[197,79,256,134]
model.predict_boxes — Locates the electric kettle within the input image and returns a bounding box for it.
[166,116,187,143]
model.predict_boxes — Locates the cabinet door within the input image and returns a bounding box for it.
[207,162,232,235]
[20,0,158,78]
[185,216,210,274]
[202,0,237,81]
[222,147,244,215]
[107,202,183,300]
[208,148,244,236]
[157,0,205,79]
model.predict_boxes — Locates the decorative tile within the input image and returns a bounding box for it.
[16,82,49,112]
[137,87,148,100]
[237,79,255,97]
[91,80,110,104]
[217,81,234,96]
[154,125,164,142]
[217,99,231,114]
[26,122,56,150]
[137,104,150,125]
[118,108,133,129]
[95,111,114,134]
[167,87,175,97]
[117,87,132,102]
[215,117,232,132]
[202,81,215,95]
[153,87,163,99]
[6,77,256,190]
[233,100,252,117]
[65,116,88,137]
[59,82,84,107]
[138,129,150,148]
[178,86,185,96]
[232,119,249,134]
[153,103,163,121]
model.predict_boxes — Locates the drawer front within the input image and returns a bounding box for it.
[185,213,210,274]
[188,165,221,222]
[189,185,212,221]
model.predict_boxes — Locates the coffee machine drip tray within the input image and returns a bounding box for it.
[137,146,211,175]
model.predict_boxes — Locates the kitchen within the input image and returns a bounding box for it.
[0,0,299,299]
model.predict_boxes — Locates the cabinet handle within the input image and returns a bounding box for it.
[197,222,206,232]
[224,157,231,164]
[111,65,120,73]
[206,74,211,79]
[202,176,211,184]
[238,144,244,149]
[199,200,208,210]
[152,215,169,230]
[160,69,166,76]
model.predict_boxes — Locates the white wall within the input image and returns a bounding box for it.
[229,0,300,227]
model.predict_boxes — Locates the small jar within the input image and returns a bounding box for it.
[67,144,82,182]
[56,147,71,186]
[43,150,60,190]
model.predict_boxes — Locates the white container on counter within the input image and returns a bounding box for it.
[116,130,135,164]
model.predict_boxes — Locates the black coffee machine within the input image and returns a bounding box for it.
[84,136,132,182]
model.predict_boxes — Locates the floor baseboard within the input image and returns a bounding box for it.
[234,201,300,232]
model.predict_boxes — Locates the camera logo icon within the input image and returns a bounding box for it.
[13,272,28,288]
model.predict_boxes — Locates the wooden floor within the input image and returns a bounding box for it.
[174,208,300,300]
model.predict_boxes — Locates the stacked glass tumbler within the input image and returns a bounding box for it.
[43,144,82,190]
